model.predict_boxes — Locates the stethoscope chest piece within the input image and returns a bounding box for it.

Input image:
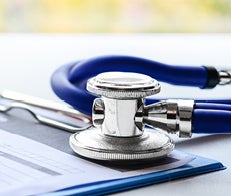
[69,72,174,161]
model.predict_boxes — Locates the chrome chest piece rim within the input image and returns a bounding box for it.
[70,72,174,161]
[87,72,161,98]
[70,128,174,161]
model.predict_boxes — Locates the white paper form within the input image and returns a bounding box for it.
[0,129,194,196]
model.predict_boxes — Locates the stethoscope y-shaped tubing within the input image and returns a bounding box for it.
[51,56,231,134]
[51,55,231,115]
[51,55,231,134]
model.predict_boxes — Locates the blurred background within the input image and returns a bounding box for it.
[0,0,231,33]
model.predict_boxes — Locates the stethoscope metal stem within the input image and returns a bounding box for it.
[135,99,194,138]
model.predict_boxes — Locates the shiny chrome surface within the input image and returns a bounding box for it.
[70,72,195,160]
[70,127,174,161]
[88,72,160,137]
[219,70,231,85]
[135,101,178,134]
[101,97,143,137]
[87,72,160,98]
[175,99,194,138]
[135,100,194,138]
[92,98,105,127]
[70,71,174,161]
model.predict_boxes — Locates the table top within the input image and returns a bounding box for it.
[0,33,231,196]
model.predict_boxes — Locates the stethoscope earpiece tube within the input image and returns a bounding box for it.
[67,55,208,88]
[51,62,95,115]
[192,103,231,134]
[195,103,231,111]
[193,109,231,134]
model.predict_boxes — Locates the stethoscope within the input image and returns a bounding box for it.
[51,55,231,161]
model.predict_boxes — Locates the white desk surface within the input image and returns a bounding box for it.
[0,33,231,195]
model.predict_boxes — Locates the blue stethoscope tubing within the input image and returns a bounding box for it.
[51,55,231,135]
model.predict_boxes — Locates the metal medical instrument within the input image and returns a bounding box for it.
[0,90,92,133]
[70,72,195,160]
[50,55,231,161]
[70,72,180,161]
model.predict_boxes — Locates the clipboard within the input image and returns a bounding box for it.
[0,104,226,196]
[42,155,225,196]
